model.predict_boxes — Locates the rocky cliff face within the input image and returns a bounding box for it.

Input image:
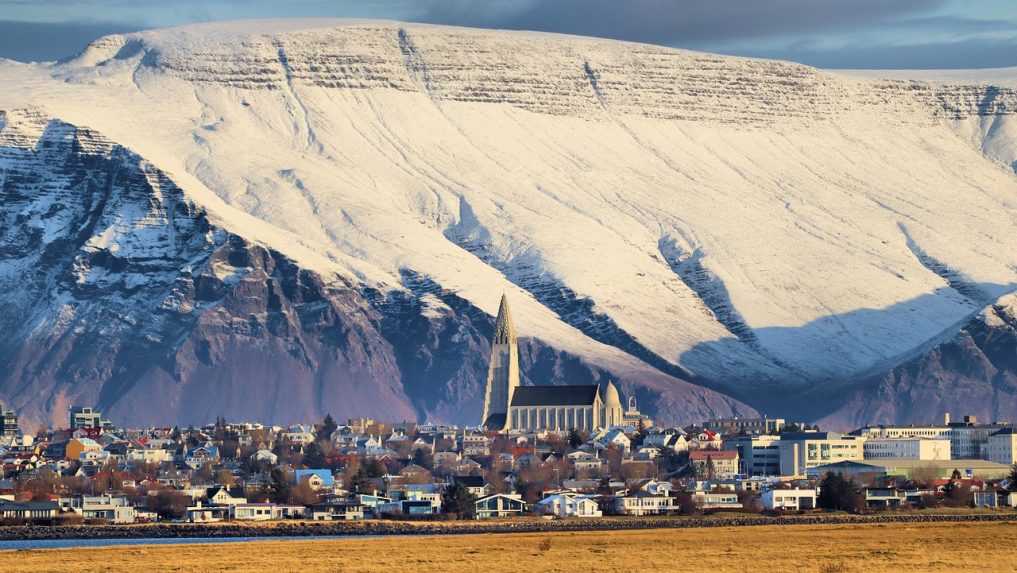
[0,107,748,428]
[818,295,1017,429]
[4,21,1017,428]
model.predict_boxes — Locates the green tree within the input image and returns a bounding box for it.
[567,429,584,450]
[1009,464,1017,492]
[442,482,477,519]
[268,467,291,504]
[320,414,338,441]
[302,441,326,469]
[412,448,434,470]
[347,468,369,494]
[150,490,189,520]
[817,473,862,512]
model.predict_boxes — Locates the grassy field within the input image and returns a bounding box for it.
[7,521,1017,573]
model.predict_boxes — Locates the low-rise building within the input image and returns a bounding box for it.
[863,438,950,461]
[535,493,602,518]
[778,432,865,476]
[864,488,922,509]
[230,503,280,521]
[0,500,59,520]
[707,417,785,435]
[691,491,742,510]
[61,495,138,524]
[309,501,364,521]
[973,490,1017,509]
[474,494,526,519]
[612,492,677,516]
[689,450,739,478]
[761,488,817,511]
[724,434,781,476]
[985,428,1017,465]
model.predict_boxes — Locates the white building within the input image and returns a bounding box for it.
[761,488,818,511]
[986,428,1017,465]
[535,493,602,518]
[612,493,677,516]
[778,432,865,476]
[692,491,742,510]
[724,434,781,476]
[863,438,951,461]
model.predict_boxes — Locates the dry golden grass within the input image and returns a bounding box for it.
[6,521,1017,573]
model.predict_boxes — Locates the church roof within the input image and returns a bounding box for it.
[492,294,517,345]
[510,385,600,407]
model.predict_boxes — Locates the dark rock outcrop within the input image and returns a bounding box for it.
[820,297,1017,429]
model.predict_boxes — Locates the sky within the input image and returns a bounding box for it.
[1,0,1016,69]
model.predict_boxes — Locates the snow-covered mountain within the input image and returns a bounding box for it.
[2,20,1017,428]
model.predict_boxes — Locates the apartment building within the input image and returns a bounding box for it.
[863,438,951,460]
[724,434,781,476]
[985,428,1017,465]
[778,432,865,476]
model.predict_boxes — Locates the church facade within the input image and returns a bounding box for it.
[481,295,624,433]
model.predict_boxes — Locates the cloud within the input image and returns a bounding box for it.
[416,0,949,46]
[743,35,1017,70]
[0,20,142,62]
[0,1,1014,69]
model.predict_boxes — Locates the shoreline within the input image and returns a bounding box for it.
[3,511,1016,544]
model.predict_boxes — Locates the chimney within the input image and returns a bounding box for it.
[944,413,951,426]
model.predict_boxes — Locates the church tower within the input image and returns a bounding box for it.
[481,294,520,431]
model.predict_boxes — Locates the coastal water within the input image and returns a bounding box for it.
[0,535,358,551]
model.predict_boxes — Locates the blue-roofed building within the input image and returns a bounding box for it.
[294,469,335,491]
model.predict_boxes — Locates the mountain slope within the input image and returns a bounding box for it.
[818,293,1017,429]
[0,107,748,428]
[2,20,1017,425]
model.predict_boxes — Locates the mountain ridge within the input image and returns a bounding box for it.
[3,20,1017,426]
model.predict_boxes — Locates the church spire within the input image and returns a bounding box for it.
[492,293,517,345]
[482,293,520,431]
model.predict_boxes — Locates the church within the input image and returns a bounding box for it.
[481,295,626,433]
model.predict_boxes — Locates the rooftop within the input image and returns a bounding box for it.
[510,385,600,407]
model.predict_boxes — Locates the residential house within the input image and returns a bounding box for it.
[460,433,490,457]
[692,491,742,510]
[309,500,364,521]
[689,450,739,478]
[65,437,102,461]
[62,495,138,524]
[230,503,282,521]
[294,469,335,492]
[186,503,228,523]
[598,428,631,453]
[535,492,602,518]
[206,486,247,506]
[689,429,723,450]
[567,451,604,475]
[474,493,526,519]
[612,492,677,516]
[864,488,922,509]
[452,475,491,498]
[761,488,818,511]
[973,490,1017,509]
[183,444,220,470]
[0,500,59,520]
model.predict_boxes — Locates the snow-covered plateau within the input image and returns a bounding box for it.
[2,20,1017,428]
